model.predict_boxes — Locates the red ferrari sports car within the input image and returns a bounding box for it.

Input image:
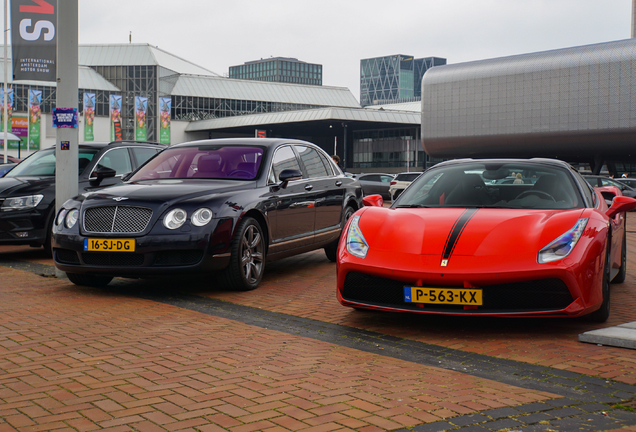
[336,158,636,322]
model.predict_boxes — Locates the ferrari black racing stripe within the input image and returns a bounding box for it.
[441,208,479,264]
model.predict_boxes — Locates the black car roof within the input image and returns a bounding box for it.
[434,158,574,170]
[171,137,318,149]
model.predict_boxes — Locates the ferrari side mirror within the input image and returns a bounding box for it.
[362,194,383,207]
[606,195,636,219]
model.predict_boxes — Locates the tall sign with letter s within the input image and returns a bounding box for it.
[11,0,57,82]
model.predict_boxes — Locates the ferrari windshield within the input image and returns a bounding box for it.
[130,145,264,181]
[396,162,584,209]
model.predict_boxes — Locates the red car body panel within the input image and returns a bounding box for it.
[336,187,629,319]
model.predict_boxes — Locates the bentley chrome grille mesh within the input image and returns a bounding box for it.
[84,206,153,234]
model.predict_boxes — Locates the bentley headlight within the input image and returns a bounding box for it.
[56,209,68,226]
[192,208,213,227]
[346,215,369,259]
[163,208,187,230]
[1,194,44,211]
[65,209,79,229]
[538,218,588,263]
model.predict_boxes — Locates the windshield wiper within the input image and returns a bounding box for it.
[395,204,429,208]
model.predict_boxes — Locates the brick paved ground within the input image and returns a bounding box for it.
[0,264,558,431]
[2,214,636,430]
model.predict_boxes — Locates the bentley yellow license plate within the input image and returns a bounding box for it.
[84,238,135,252]
[404,287,483,305]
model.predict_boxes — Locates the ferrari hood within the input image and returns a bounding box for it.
[357,206,586,260]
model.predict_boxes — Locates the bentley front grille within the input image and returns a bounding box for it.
[83,206,152,234]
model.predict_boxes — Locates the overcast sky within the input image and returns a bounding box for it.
[16,0,636,102]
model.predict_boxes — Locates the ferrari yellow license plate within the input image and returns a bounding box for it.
[404,287,483,305]
[84,238,136,252]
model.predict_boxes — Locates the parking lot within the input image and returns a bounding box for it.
[4,214,636,431]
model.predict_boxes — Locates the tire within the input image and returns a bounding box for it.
[324,206,355,262]
[611,227,627,284]
[220,217,265,291]
[587,239,611,323]
[66,272,113,288]
[43,210,55,258]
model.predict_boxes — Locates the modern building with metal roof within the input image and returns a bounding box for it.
[421,38,636,174]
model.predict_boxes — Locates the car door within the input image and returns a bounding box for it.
[295,145,344,238]
[265,145,316,252]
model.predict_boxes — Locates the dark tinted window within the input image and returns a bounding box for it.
[296,146,330,178]
[270,146,301,183]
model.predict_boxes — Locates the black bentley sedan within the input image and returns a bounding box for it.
[53,138,362,291]
[0,140,164,254]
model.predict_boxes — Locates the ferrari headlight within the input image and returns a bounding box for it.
[1,194,44,211]
[163,208,187,230]
[65,209,79,229]
[346,215,369,259]
[192,208,213,227]
[538,218,588,263]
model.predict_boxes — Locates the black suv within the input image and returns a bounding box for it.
[0,141,165,253]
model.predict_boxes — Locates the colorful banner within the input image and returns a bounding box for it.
[159,97,171,144]
[28,89,42,150]
[6,115,28,150]
[135,96,148,141]
[83,92,95,141]
[110,94,121,141]
[1,88,14,132]
[10,0,57,82]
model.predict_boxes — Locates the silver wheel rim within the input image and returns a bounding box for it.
[241,224,263,284]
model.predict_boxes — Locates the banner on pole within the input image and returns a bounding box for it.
[159,97,171,144]
[1,88,14,132]
[135,96,148,141]
[10,0,57,82]
[28,89,42,150]
[110,94,121,141]
[83,92,95,141]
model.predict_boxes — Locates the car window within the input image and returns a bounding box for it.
[398,162,583,210]
[361,175,379,182]
[131,147,161,166]
[94,148,133,176]
[296,145,330,179]
[270,146,301,184]
[380,175,393,183]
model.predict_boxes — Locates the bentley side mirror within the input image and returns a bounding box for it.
[278,169,302,189]
[90,166,117,186]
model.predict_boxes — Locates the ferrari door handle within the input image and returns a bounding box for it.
[304,185,313,191]
[335,181,342,187]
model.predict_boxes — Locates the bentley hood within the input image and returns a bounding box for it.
[356,206,586,260]
[80,179,256,206]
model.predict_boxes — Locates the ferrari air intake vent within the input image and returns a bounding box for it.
[83,206,152,234]
[342,272,573,312]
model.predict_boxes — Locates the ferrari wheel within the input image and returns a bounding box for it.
[221,217,265,291]
[325,206,355,262]
[66,272,113,288]
[588,240,611,323]
[611,227,627,284]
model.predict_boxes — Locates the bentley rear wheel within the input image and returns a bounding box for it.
[324,206,355,262]
[221,217,265,291]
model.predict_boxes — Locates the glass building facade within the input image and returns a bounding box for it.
[360,55,446,107]
[229,58,323,86]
